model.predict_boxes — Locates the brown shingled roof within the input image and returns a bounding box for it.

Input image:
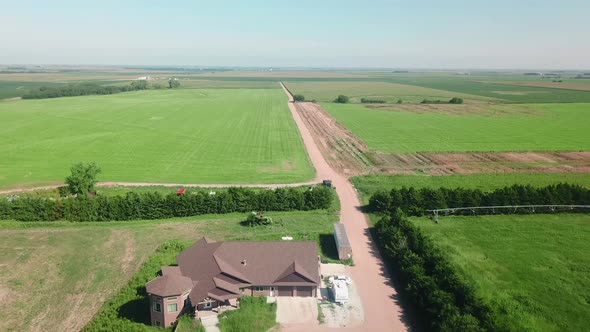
[146,274,193,297]
[174,237,320,305]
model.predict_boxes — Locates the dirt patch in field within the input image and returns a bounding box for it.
[489,81,590,92]
[376,152,590,175]
[365,102,542,116]
[296,102,590,176]
[293,102,375,176]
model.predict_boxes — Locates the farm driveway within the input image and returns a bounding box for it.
[281,83,408,331]
[275,297,319,328]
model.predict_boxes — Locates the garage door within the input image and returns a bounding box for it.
[278,286,293,296]
[296,286,313,297]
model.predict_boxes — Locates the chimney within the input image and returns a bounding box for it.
[241,260,247,266]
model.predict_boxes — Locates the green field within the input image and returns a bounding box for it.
[0,88,314,188]
[322,102,590,153]
[351,173,590,199]
[285,81,489,103]
[414,214,590,331]
[383,76,590,103]
[0,204,339,331]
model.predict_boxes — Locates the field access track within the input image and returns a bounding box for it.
[281,83,408,332]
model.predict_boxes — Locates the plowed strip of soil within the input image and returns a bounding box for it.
[292,100,590,176]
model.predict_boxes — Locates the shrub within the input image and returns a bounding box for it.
[334,95,350,103]
[449,97,464,104]
[360,97,386,104]
[293,94,305,102]
[244,212,273,226]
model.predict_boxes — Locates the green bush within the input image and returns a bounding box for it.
[244,212,272,226]
[1,185,334,222]
[293,94,305,102]
[333,95,349,103]
[360,97,386,104]
[449,97,464,104]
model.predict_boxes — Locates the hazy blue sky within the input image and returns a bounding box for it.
[1,0,589,69]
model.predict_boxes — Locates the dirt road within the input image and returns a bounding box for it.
[281,83,408,331]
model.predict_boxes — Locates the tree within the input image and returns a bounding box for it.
[131,80,149,90]
[334,95,350,103]
[449,97,464,104]
[293,94,305,102]
[168,78,181,89]
[65,162,101,196]
[397,99,403,104]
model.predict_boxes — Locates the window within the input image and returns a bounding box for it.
[254,286,264,292]
[204,301,212,309]
[239,287,245,294]
[153,302,161,312]
[155,320,161,327]
[167,303,178,313]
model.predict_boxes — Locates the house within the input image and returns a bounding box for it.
[146,237,321,328]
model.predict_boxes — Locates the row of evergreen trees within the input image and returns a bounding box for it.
[375,210,503,331]
[369,183,590,216]
[0,186,333,222]
[22,79,180,99]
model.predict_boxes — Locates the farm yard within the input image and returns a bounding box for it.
[0,88,314,189]
[0,206,339,331]
[413,214,590,331]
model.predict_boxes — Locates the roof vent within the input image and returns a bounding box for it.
[241,260,247,266]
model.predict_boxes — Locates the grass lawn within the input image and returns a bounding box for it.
[175,315,206,332]
[218,296,277,332]
[322,102,590,153]
[0,204,338,331]
[413,214,590,331]
[351,173,590,200]
[0,88,314,189]
[285,81,488,103]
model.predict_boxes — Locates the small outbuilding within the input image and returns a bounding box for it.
[333,223,352,260]
[322,179,333,188]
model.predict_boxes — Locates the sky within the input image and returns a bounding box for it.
[1,0,589,69]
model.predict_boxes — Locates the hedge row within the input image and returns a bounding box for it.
[0,186,333,222]
[375,210,505,331]
[369,183,590,216]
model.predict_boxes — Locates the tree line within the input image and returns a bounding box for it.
[369,183,590,216]
[0,186,333,222]
[375,209,504,331]
[22,79,181,99]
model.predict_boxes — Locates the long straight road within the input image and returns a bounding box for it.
[280,83,408,331]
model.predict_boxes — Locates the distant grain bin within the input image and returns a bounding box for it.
[334,223,352,260]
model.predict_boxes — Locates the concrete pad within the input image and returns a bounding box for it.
[276,297,319,327]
